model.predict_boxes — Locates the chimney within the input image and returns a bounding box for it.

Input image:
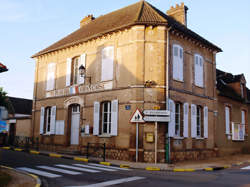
[167,3,188,26]
[80,15,95,27]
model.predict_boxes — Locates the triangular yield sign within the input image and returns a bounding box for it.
[130,108,144,123]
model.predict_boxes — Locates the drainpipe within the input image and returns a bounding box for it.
[166,26,171,163]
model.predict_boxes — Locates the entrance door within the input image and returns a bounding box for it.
[70,105,80,145]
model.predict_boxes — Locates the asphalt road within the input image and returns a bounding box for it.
[1,149,250,187]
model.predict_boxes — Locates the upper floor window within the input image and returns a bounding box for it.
[71,57,80,85]
[172,44,183,81]
[46,63,56,91]
[101,46,114,82]
[225,106,231,135]
[66,54,86,87]
[241,84,244,98]
[194,54,204,87]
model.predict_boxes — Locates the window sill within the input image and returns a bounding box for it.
[173,136,184,140]
[173,79,184,83]
[195,137,205,140]
[98,134,112,138]
[194,84,204,89]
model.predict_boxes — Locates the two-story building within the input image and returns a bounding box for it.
[216,69,250,156]
[31,1,222,162]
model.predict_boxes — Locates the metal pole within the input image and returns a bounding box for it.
[136,122,138,162]
[155,121,158,164]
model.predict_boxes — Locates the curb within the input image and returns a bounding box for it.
[0,165,41,187]
[0,146,240,173]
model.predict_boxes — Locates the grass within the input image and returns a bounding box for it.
[0,171,12,187]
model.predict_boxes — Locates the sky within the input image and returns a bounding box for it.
[0,0,249,99]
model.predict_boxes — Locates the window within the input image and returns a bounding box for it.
[101,101,112,134]
[172,44,183,81]
[225,106,231,135]
[194,54,203,87]
[71,57,80,85]
[175,103,183,136]
[45,107,52,134]
[101,46,114,81]
[66,54,86,86]
[46,63,56,91]
[40,106,56,135]
[93,100,118,136]
[241,84,244,98]
[196,106,203,137]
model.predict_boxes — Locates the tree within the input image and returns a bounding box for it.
[0,88,14,114]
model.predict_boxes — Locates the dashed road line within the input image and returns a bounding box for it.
[16,167,61,178]
[88,163,131,171]
[73,164,117,172]
[37,166,82,175]
[55,164,100,173]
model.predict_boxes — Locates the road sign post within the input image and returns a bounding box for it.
[130,109,144,162]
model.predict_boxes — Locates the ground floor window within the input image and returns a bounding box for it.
[45,107,52,134]
[175,102,183,137]
[101,101,112,134]
[196,106,203,137]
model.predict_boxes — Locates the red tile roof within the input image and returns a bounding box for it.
[32,1,221,58]
[0,63,8,73]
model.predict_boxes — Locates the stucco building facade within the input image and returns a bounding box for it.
[31,1,229,162]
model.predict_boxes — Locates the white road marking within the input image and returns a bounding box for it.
[55,164,100,173]
[88,163,131,171]
[37,166,82,175]
[241,166,250,169]
[73,164,116,172]
[16,167,61,178]
[65,176,145,187]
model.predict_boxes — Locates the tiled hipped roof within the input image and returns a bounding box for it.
[216,69,250,103]
[32,1,221,58]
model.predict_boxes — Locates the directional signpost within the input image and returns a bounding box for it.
[143,110,170,164]
[130,109,144,162]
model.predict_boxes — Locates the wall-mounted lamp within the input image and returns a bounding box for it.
[79,65,91,84]
[144,80,157,88]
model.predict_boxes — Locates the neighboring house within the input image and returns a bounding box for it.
[0,62,8,73]
[31,1,222,162]
[5,97,32,144]
[216,69,250,155]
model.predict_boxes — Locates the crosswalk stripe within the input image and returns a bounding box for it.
[37,166,82,175]
[65,176,145,187]
[88,163,131,171]
[73,164,116,172]
[16,167,61,178]
[241,166,250,169]
[55,164,100,173]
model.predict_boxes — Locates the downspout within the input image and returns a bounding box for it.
[32,59,38,138]
[166,26,171,163]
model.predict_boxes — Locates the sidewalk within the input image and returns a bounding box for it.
[3,146,250,172]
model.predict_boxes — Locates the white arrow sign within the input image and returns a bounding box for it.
[143,116,170,122]
[130,109,144,123]
[143,110,170,116]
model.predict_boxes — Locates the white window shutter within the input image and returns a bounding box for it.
[46,63,55,91]
[93,102,100,135]
[66,58,72,86]
[183,103,189,138]
[78,53,86,84]
[204,106,208,138]
[40,107,45,134]
[191,104,197,138]
[111,99,118,136]
[168,99,175,137]
[101,46,114,81]
[173,45,179,80]
[50,106,56,134]
[225,106,230,134]
[194,55,199,86]
[200,57,204,87]
[179,47,183,81]
[225,107,230,134]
